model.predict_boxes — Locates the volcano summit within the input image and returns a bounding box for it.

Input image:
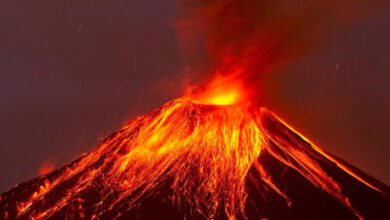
[0,100,389,220]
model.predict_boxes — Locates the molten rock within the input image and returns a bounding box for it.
[1,100,389,219]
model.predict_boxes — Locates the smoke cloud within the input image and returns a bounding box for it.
[176,0,388,99]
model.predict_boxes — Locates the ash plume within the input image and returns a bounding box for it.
[176,0,389,94]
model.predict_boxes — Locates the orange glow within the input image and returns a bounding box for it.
[17,180,50,215]
[184,74,246,105]
[13,100,386,219]
[208,90,239,105]
[38,159,55,176]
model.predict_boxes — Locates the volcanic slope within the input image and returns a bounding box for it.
[1,100,389,220]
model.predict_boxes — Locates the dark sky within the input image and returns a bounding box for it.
[0,0,389,191]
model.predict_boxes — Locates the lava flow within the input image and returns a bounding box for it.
[0,87,389,220]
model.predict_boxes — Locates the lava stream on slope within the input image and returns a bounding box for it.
[1,100,389,220]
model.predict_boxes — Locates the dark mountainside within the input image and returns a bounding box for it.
[1,100,389,220]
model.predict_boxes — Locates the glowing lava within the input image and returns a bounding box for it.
[207,90,239,105]
[184,75,246,106]
[1,98,388,220]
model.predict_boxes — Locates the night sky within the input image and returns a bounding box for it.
[0,0,389,192]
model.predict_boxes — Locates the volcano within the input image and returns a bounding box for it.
[0,100,389,220]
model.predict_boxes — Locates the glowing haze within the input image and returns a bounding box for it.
[184,74,246,105]
[177,0,388,101]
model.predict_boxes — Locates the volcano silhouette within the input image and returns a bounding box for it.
[1,100,389,220]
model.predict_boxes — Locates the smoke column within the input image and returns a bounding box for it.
[176,0,388,101]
